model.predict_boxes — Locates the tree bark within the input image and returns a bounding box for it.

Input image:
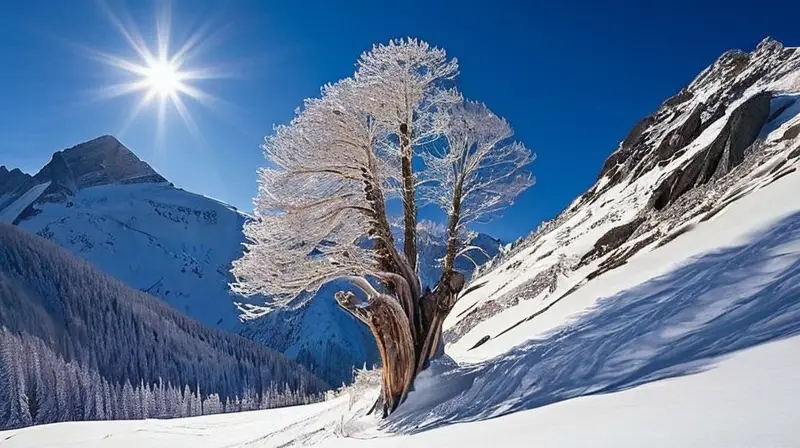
[336,270,465,417]
[336,291,416,415]
[399,123,418,272]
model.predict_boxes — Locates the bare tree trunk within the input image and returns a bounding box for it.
[336,270,464,417]
[338,148,468,416]
[399,123,418,272]
[336,291,416,415]
[442,176,464,277]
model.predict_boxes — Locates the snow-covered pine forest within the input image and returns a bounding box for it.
[0,223,327,430]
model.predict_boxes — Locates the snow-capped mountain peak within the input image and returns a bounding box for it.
[33,135,167,203]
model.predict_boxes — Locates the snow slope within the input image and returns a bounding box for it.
[4,167,799,447]
[0,182,50,223]
[16,182,255,329]
[10,337,799,447]
[443,37,800,359]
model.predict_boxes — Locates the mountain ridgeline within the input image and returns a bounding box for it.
[0,223,327,430]
[445,38,800,353]
[0,135,502,387]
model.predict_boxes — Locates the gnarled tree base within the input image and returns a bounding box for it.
[336,271,465,417]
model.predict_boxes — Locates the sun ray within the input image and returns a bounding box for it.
[170,92,199,136]
[90,80,152,102]
[118,89,158,137]
[97,0,153,64]
[155,1,172,62]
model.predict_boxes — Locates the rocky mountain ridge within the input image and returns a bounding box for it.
[445,37,800,353]
[0,136,166,224]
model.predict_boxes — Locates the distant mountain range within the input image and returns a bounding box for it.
[0,136,501,386]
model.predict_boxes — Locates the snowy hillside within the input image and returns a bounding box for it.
[0,223,327,431]
[4,37,799,447]
[0,136,501,386]
[0,136,255,330]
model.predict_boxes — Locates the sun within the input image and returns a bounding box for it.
[88,1,229,138]
[144,59,184,98]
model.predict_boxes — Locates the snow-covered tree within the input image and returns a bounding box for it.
[355,38,460,270]
[231,38,534,416]
[421,100,535,274]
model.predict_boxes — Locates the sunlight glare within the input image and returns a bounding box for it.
[144,59,184,98]
[89,1,228,139]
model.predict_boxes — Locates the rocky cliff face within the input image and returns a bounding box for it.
[33,135,167,204]
[597,38,797,192]
[445,38,800,354]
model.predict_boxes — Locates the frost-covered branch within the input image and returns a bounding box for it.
[421,100,535,275]
[231,79,404,306]
[355,38,460,271]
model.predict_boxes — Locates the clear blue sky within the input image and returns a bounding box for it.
[1,0,799,241]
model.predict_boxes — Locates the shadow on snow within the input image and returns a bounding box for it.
[385,211,800,435]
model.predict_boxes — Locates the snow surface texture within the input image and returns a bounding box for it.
[4,38,800,447]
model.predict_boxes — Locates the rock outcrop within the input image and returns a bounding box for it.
[651,92,772,209]
[32,135,167,203]
[597,38,798,197]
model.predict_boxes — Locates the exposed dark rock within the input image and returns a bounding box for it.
[655,223,696,249]
[661,88,694,109]
[586,231,660,281]
[651,92,772,210]
[35,151,78,203]
[788,145,800,159]
[767,167,797,184]
[782,123,800,142]
[35,135,166,193]
[0,167,36,198]
[598,115,655,179]
[596,217,646,254]
[655,103,704,161]
[468,335,491,351]
[580,217,646,266]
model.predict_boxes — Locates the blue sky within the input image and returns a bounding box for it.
[1,0,799,242]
